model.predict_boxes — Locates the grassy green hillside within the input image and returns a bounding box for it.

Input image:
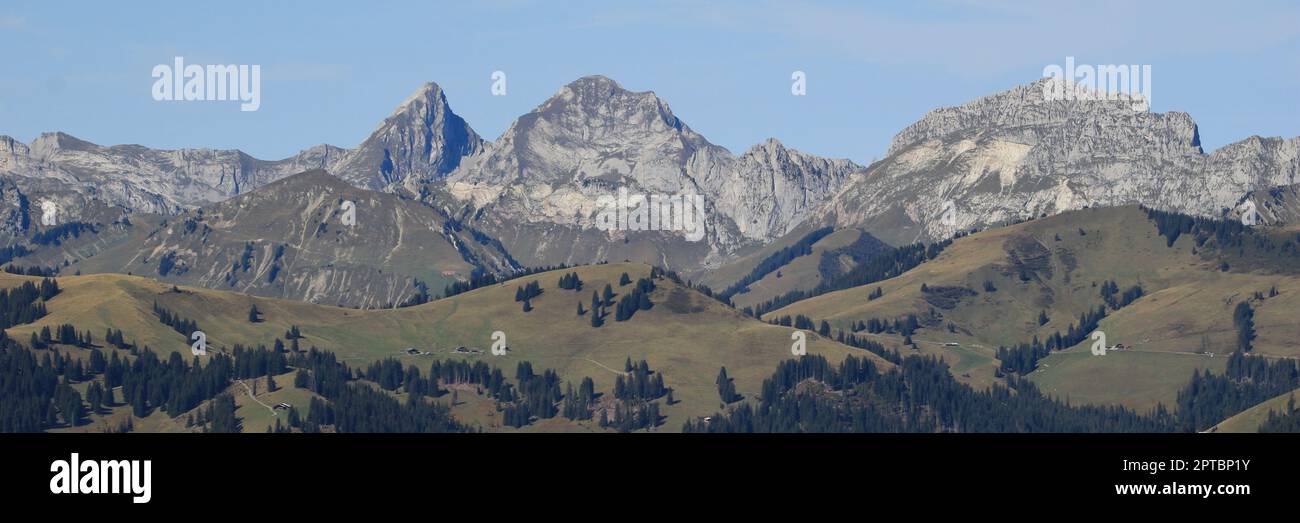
[765,206,1300,413]
[1209,387,1300,433]
[2,262,889,432]
[695,223,894,315]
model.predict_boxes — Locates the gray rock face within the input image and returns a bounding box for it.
[815,78,1300,245]
[8,74,1295,287]
[1234,182,1300,226]
[0,132,343,217]
[0,177,30,241]
[1,77,858,276]
[730,138,863,242]
[338,82,484,191]
[74,170,516,309]
[442,76,858,269]
[0,81,479,217]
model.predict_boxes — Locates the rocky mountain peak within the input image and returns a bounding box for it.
[747,137,787,155]
[445,75,717,192]
[383,82,467,136]
[532,75,687,137]
[887,77,1201,157]
[814,78,1296,246]
[332,81,484,191]
[440,75,860,270]
[744,138,818,166]
[29,132,98,160]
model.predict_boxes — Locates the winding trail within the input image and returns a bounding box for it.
[237,379,277,416]
[574,357,626,377]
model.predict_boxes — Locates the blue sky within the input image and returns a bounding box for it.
[1,0,1297,164]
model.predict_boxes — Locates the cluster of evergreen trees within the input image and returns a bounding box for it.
[0,328,240,431]
[514,280,543,312]
[193,394,240,433]
[3,264,54,277]
[32,323,94,348]
[501,362,564,427]
[718,227,834,301]
[0,278,57,329]
[0,299,519,434]
[686,354,1176,433]
[428,359,507,397]
[304,384,465,433]
[837,332,904,365]
[117,348,236,419]
[443,269,500,298]
[0,332,77,431]
[585,282,630,327]
[406,279,435,307]
[613,277,655,321]
[514,281,543,302]
[614,358,666,401]
[850,314,921,338]
[1099,280,1144,309]
[0,245,32,266]
[229,343,289,379]
[1175,351,1300,432]
[104,328,132,350]
[152,301,199,337]
[769,314,815,330]
[265,244,286,283]
[364,358,409,392]
[994,279,1152,375]
[996,304,1109,374]
[346,355,618,430]
[1145,206,1249,249]
[1233,302,1256,353]
[281,348,469,433]
[747,241,949,317]
[443,264,572,300]
[557,272,584,291]
[599,400,660,432]
[716,367,740,404]
[30,222,96,246]
[562,377,597,421]
[587,289,606,327]
[1258,395,1300,433]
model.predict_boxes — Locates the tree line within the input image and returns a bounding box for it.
[686,353,1176,433]
[747,241,949,318]
[152,301,199,337]
[0,278,58,329]
[718,227,833,301]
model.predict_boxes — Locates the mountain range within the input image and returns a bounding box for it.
[813,77,1299,245]
[6,74,1300,435]
[1,75,1297,308]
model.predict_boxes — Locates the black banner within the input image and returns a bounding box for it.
[0,433,1289,511]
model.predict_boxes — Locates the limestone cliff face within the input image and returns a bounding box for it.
[73,170,516,309]
[1235,182,1300,226]
[0,81,479,217]
[814,78,1299,245]
[0,131,343,217]
[441,76,858,269]
[5,75,1295,286]
[335,82,484,191]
